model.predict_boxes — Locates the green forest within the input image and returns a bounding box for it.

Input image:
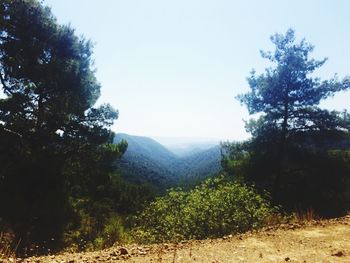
[1,0,350,257]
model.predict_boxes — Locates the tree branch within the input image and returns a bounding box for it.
[0,71,14,95]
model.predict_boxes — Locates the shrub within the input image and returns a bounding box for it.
[131,175,276,243]
[94,215,130,249]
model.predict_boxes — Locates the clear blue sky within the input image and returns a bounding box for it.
[44,0,350,141]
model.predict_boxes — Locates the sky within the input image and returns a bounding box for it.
[44,0,350,141]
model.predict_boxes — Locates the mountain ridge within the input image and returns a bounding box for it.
[113,133,222,187]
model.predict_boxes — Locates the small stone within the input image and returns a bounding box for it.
[332,251,345,257]
[109,251,115,256]
[285,257,290,261]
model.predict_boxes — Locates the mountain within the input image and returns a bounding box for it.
[154,136,220,157]
[168,146,221,181]
[113,133,222,188]
[114,133,177,165]
[166,142,219,157]
[113,134,178,189]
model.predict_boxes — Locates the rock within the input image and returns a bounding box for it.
[119,247,129,255]
[332,251,345,257]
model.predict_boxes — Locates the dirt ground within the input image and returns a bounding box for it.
[6,215,350,263]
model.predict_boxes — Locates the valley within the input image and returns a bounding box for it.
[113,134,222,188]
[2,1,350,261]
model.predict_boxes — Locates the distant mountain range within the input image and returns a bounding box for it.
[153,137,220,157]
[114,133,222,188]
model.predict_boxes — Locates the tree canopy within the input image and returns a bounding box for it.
[0,0,129,250]
[238,29,350,142]
[223,29,350,216]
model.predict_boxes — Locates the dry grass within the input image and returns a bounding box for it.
[265,212,289,226]
[22,215,350,262]
[0,232,19,260]
[265,209,321,228]
[292,208,321,223]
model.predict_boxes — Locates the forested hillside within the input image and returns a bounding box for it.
[113,133,177,189]
[114,134,177,166]
[168,145,221,181]
[113,133,221,187]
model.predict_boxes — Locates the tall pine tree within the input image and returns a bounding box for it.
[0,0,126,248]
[228,29,350,215]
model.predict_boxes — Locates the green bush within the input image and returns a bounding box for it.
[63,197,132,251]
[131,175,276,243]
[94,215,130,249]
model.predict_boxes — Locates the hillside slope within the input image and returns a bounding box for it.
[22,215,350,262]
[168,145,221,181]
[113,134,221,186]
[114,133,177,166]
[114,133,178,188]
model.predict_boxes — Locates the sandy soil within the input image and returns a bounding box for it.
[5,215,350,263]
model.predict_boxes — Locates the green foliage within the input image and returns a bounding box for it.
[114,133,178,189]
[237,28,349,139]
[114,133,177,166]
[100,216,125,247]
[62,172,155,251]
[222,141,350,216]
[169,146,221,182]
[227,29,350,217]
[115,134,222,189]
[63,210,130,251]
[237,29,350,179]
[132,175,276,243]
[0,0,143,253]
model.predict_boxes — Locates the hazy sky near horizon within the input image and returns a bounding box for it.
[44,0,350,141]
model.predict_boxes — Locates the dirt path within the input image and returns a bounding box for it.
[9,215,350,262]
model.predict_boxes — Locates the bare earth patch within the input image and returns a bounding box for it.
[4,215,350,262]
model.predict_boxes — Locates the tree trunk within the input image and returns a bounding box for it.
[273,88,289,197]
[36,88,44,132]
